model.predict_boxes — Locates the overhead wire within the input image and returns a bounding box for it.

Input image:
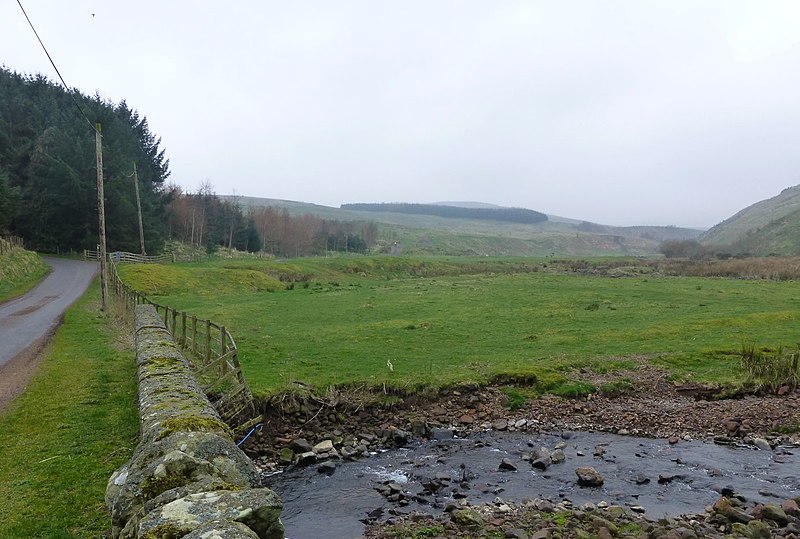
[15,0,100,135]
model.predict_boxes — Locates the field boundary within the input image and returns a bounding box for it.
[106,253,258,431]
[84,249,174,264]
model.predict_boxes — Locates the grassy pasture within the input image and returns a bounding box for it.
[118,256,800,395]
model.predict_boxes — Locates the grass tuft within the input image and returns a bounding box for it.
[741,343,800,392]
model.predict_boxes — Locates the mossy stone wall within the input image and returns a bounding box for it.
[106,305,283,539]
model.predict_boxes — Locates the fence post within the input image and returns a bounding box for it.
[205,322,212,364]
[192,316,198,358]
[220,326,228,376]
[181,312,187,346]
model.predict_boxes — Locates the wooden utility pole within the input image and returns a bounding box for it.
[95,123,108,311]
[132,162,146,255]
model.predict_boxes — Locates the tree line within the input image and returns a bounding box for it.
[167,188,378,256]
[341,202,549,224]
[0,67,170,253]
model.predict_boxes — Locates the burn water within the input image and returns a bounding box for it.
[262,431,800,539]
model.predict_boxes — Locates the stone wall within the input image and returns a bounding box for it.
[106,304,283,539]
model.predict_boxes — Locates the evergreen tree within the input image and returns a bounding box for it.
[0,67,171,252]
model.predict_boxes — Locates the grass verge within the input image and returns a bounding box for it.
[0,248,48,302]
[0,282,138,538]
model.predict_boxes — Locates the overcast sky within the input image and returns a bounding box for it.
[3,1,800,228]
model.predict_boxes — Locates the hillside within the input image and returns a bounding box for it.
[223,195,701,257]
[701,185,800,247]
[725,206,800,256]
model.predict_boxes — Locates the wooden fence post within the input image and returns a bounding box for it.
[205,322,211,364]
[192,316,198,358]
[181,312,187,346]
[220,326,228,376]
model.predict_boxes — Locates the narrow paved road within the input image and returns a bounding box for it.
[0,257,97,367]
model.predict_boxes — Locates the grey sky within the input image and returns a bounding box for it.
[3,1,800,228]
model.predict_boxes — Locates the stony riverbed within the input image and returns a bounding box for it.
[241,359,800,538]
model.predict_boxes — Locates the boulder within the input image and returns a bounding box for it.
[312,439,334,454]
[713,497,753,524]
[499,458,517,472]
[452,508,484,529]
[288,438,312,453]
[575,467,604,487]
[549,449,566,464]
[317,461,337,476]
[430,428,454,440]
[761,504,789,525]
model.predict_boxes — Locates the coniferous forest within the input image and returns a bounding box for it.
[0,67,171,253]
[0,68,381,257]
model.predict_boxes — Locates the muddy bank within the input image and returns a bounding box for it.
[242,365,800,471]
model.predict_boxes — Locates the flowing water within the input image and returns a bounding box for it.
[263,431,800,539]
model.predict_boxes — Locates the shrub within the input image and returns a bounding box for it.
[659,240,710,259]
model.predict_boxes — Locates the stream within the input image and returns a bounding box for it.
[263,431,800,539]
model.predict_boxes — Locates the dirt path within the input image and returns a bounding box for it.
[0,257,97,412]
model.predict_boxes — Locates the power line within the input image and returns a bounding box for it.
[15,0,99,135]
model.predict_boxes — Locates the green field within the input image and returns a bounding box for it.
[118,256,800,395]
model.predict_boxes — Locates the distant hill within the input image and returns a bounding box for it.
[223,195,701,257]
[340,202,548,224]
[433,201,504,209]
[701,185,800,247]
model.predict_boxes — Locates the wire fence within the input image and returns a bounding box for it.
[0,235,25,255]
[107,252,259,431]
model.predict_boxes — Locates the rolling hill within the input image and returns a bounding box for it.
[701,185,800,249]
[222,195,702,257]
[722,206,800,256]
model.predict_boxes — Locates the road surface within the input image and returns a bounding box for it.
[0,257,97,410]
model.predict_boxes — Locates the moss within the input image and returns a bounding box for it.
[411,526,446,538]
[141,523,188,539]
[141,356,183,372]
[156,415,232,441]
[500,387,527,410]
[141,475,189,499]
[551,511,572,527]
[210,481,243,492]
[618,521,643,534]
